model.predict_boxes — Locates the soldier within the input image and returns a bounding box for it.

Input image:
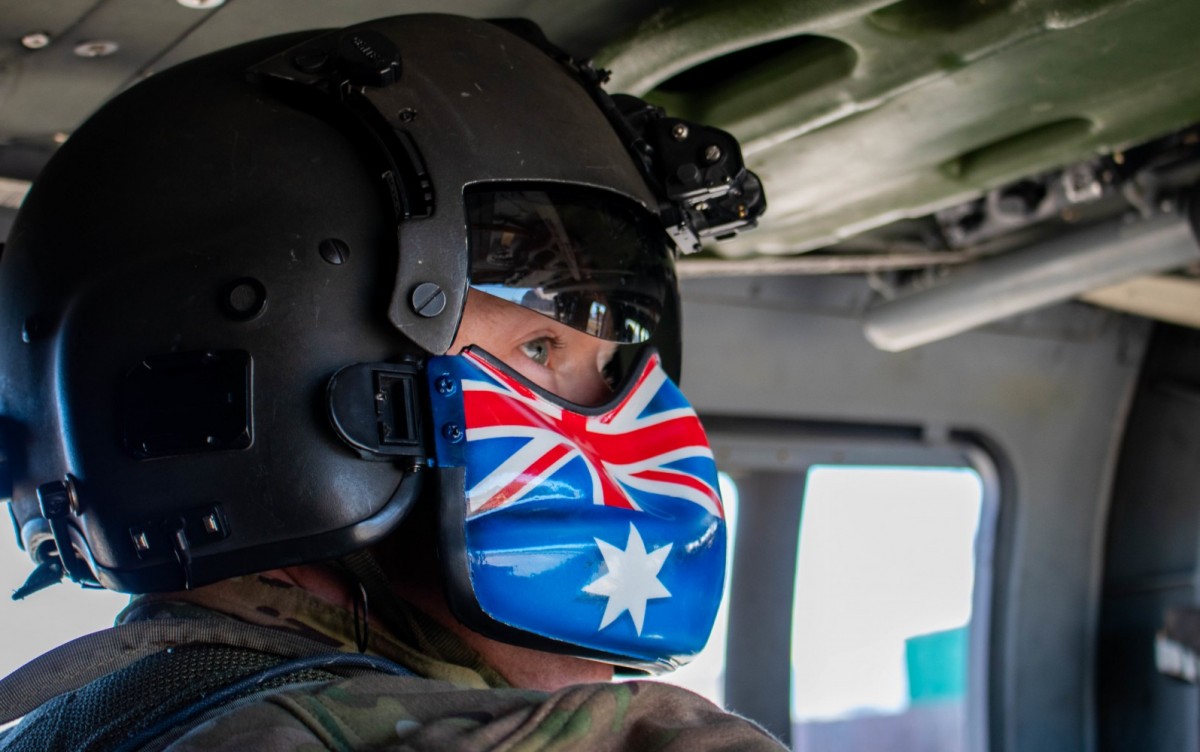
[0,14,775,750]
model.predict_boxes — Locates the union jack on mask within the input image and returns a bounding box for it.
[428,346,726,670]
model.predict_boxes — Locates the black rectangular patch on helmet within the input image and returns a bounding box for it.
[122,350,253,460]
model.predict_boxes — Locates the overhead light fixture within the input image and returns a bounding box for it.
[73,40,119,58]
[20,32,51,50]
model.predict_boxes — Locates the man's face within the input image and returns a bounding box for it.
[450,289,618,406]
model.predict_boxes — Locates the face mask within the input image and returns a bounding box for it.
[428,346,726,671]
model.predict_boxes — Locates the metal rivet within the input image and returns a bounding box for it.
[132,531,151,552]
[319,238,350,265]
[21,32,51,50]
[74,40,119,58]
[398,108,417,122]
[672,123,689,142]
[441,423,464,443]
[411,282,447,318]
[703,144,722,163]
[435,375,456,395]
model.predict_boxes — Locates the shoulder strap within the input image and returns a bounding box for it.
[0,618,364,724]
[111,652,413,752]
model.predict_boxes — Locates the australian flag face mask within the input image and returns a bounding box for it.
[427,345,726,672]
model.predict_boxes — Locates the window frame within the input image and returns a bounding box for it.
[706,417,1000,752]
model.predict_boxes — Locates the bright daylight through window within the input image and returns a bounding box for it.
[655,472,739,705]
[791,465,984,751]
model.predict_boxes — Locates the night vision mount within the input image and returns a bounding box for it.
[603,93,767,254]
[494,19,767,255]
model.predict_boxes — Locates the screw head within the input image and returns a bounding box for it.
[398,108,418,122]
[411,282,447,318]
[672,123,689,142]
[441,423,464,443]
[703,144,722,163]
[319,238,350,265]
[435,374,457,395]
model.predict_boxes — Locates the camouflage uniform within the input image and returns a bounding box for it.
[1,575,785,751]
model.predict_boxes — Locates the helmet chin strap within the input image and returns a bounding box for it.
[335,548,408,649]
[333,509,522,687]
[334,545,499,678]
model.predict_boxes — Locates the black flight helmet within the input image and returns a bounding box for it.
[0,15,764,606]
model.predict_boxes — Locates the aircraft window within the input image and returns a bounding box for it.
[0,543,130,678]
[791,465,984,750]
[652,471,740,705]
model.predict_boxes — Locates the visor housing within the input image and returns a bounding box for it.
[466,185,676,345]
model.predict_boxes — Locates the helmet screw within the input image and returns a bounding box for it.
[435,374,457,395]
[398,108,417,122]
[672,123,689,142]
[411,282,447,317]
[441,423,464,443]
[319,238,350,265]
[704,144,722,163]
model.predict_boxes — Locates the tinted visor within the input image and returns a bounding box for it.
[465,186,676,344]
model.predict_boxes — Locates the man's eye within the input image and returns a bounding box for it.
[519,337,552,366]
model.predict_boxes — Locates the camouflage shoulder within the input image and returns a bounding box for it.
[157,674,786,751]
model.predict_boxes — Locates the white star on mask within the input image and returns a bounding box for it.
[582,522,673,635]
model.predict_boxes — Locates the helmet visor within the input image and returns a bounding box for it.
[465,186,676,344]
